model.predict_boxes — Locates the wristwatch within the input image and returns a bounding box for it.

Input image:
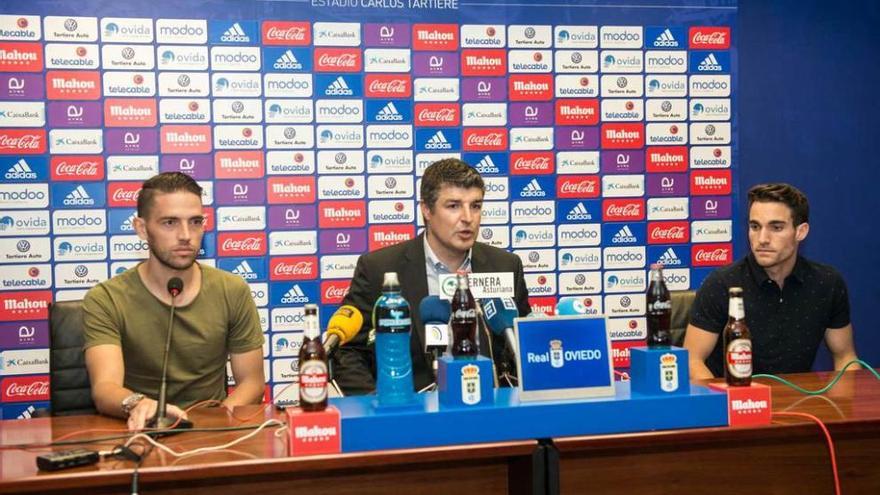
[121,393,145,416]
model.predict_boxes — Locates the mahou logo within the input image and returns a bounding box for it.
[556,99,599,126]
[215,151,264,179]
[369,224,415,250]
[218,232,267,257]
[1,376,50,402]
[365,74,411,98]
[107,182,142,207]
[46,70,101,99]
[0,290,52,321]
[509,74,553,101]
[648,221,690,244]
[692,242,732,266]
[646,146,688,172]
[160,125,212,154]
[557,175,600,199]
[268,177,316,204]
[0,129,46,154]
[262,21,311,46]
[104,98,157,127]
[314,48,362,73]
[461,49,506,76]
[321,280,350,304]
[691,170,732,195]
[463,127,507,151]
[270,256,318,281]
[413,24,458,51]
[51,156,104,181]
[603,198,645,221]
[0,42,43,72]
[689,26,731,49]
[527,296,557,316]
[601,123,644,149]
[319,200,366,228]
[511,152,554,175]
[415,102,460,126]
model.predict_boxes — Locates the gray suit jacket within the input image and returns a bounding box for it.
[332,233,531,395]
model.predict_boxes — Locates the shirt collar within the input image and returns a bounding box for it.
[746,252,806,287]
[423,234,472,273]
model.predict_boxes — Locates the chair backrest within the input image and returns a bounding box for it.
[49,300,97,416]
[669,290,696,347]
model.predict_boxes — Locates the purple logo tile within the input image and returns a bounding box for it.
[647,173,689,196]
[691,196,732,219]
[319,229,367,254]
[160,154,213,180]
[413,52,459,77]
[47,101,102,128]
[0,74,43,100]
[461,77,506,102]
[509,102,553,126]
[601,150,645,174]
[0,321,49,349]
[215,179,265,206]
[268,205,317,230]
[555,126,599,150]
[104,129,158,154]
[364,23,410,47]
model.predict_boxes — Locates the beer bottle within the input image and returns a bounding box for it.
[724,287,752,386]
[646,263,672,347]
[450,271,478,358]
[298,304,328,411]
[373,272,415,405]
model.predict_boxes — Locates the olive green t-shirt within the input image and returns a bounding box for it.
[82,263,264,407]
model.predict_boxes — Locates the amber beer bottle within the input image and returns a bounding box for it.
[724,288,752,386]
[450,271,478,358]
[298,304,328,411]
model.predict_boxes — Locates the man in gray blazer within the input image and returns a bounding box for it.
[333,158,531,395]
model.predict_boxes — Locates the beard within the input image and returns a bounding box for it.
[149,243,198,271]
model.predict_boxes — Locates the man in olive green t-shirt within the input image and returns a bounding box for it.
[83,172,265,431]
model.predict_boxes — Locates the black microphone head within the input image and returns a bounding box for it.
[167,277,184,297]
[419,295,450,323]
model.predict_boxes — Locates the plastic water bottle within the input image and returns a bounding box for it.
[373,272,415,406]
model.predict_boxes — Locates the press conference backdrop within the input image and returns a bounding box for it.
[0,0,737,418]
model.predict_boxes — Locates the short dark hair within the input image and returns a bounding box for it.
[137,172,203,218]
[420,158,485,210]
[747,183,809,226]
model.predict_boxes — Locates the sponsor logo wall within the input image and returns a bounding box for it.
[0,4,735,412]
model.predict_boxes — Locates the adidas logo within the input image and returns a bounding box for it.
[232,260,257,280]
[612,225,637,244]
[221,22,250,43]
[281,284,309,304]
[698,53,722,71]
[424,131,451,150]
[63,185,94,206]
[325,76,353,96]
[375,101,403,121]
[475,155,500,174]
[566,202,593,221]
[5,158,36,180]
[653,28,678,47]
[658,247,682,266]
[17,405,36,420]
[520,178,546,198]
[274,50,302,70]
[120,213,136,232]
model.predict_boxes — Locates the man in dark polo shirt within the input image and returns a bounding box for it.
[684,183,859,379]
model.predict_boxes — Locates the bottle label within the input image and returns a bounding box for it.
[378,317,411,328]
[659,352,679,392]
[726,339,752,378]
[648,300,671,312]
[299,359,328,403]
[728,298,745,320]
[460,363,481,405]
[304,315,320,339]
[451,308,476,320]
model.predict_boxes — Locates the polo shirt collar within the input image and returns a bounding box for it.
[746,252,807,287]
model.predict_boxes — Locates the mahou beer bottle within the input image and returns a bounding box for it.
[646,263,672,347]
[298,304,328,411]
[724,287,752,386]
[450,271,478,358]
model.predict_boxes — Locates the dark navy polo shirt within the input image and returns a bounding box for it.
[689,254,851,376]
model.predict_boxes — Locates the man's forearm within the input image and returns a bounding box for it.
[92,381,138,418]
[833,351,861,371]
[689,359,715,380]
[223,376,265,408]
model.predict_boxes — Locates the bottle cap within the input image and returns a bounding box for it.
[382,272,400,286]
[650,263,663,270]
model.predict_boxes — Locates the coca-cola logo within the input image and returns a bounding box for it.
[321,280,350,304]
[692,243,733,266]
[651,226,686,239]
[689,27,731,49]
[557,177,599,198]
[0,134,39,148]
[223,237,262,251]
[262,21,311,45]
[418,108,456,122]
[366,75,411,98]
[315,48,361,72]
[5,380,49,397]
[603,200,644,221]
[696,248,729,261]
[267,27,306,41]
[463,128,506,151]
[274,261,313,276]
[112,189,139,202]
[324,286,347,299]
[56,161,97,176]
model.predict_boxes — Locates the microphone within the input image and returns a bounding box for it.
[323,305,363,355]
[147,277,193,432]
[556,296,592,316]
[482,298,520,362]
[418,296,450,354]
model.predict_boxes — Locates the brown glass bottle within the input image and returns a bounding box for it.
[646,263,672,347]
[723,287,752,386]
[450,272,478,358]
[298,304,328,411]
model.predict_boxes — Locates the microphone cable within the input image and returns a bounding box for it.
[753,359,876,395]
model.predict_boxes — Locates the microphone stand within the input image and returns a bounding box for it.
[147,284,194,434]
